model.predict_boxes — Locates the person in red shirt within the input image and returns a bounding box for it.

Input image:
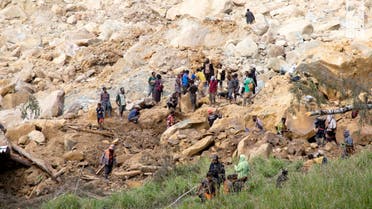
[209,76,218,105]
[167,111,176,128]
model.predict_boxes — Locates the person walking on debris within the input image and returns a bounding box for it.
[232,73,240,102]
[128,107,140,124]
[314,116,326,146]
[167,92,178,111]
[249,68,257,94]
[100,87,112,117]
[245,9,255,24]
[209,76,218,105]
[342,129,354,158]
[203,58,214,83]
[234,154,250,179]
[326,115,338,145]
[101,144,116,179]
[116,87,126,120]
[197,171,216,202]
[276,169,288,188]
[182,70,190,94]
[153,74,164,103]
[196,68,207,96]
[188,80,198,112]
[243,74,254,106]
[276,117,288,136]
[217,68,226,88]
[96,103,104,130]
[208,109,222,127]
[252,115,264,134]
[148,72,156,97]
[167,111,176,128]
[208,155,225,191]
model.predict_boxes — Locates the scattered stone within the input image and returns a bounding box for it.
[63,150,84,161]
[28,130,46,144]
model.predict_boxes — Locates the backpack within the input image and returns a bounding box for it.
[248,82,254,91]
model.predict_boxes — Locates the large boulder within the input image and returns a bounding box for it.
[0,109,23,128]
[1,91,30,109]
[160,117,207,144]
[179,92,194,113]
[36,90,65,118]
[182,135,214,157]
[286,109,315,139]
[166,0,232,20]
[28,130,46,144]
[0,5,27,20]
[251,13,269,36]
[237,136,273,160]
[0,80,15,97]
[168,19,209,48]
[234,37,258,57]
[277,18,313,43]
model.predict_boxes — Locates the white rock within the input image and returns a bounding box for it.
[28,130,46,144]
[234,37,258,57]
[66,15,77,24]
[36,90,65,118]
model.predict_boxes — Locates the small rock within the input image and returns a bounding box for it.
[63,151,84,161]
[310,143,318,149]
[28,130,46,144]
[66,15,77,24]
[18,135,29,145]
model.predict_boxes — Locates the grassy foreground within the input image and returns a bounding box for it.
[42,151,372,209]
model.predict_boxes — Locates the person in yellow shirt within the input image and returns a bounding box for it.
[196,68,207,96]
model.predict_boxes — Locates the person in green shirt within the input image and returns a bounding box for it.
[234,154,249,179]
[243,76,253,106]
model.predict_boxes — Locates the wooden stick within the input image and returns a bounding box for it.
[9,152,32,167]
[306,104,372,116]
[65,125,114,138]
[113,170,141,178]
[166,186,197,208]
[96,165,105,175]
[11,144,57,179]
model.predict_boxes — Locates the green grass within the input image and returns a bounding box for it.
[42,151,372,209]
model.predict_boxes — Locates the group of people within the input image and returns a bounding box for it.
[96,86,141,130]
[197,154,250,201]
[314,114,354,157]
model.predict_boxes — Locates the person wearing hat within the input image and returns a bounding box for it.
[208,109,222,127]
[342,129,354,158]
[209,76,218,105]
[208,155,225,191]
[101,144,116,179]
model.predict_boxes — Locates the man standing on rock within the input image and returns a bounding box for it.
[116,87,126,120]
[100,87,112,118]
[342,129,354,158]
[208,109,222,127]
[188,80,198,112]
[182,70,190,94]
[203,58,214,83]
[249,68,257,94]
[252,115,264,134]
[96,103,104,130]
[245,9,255,24]
[100,144,116,180]
[208,155,225,191]
[148,72,156,97]
[325,115,338,145]
[209,76,218,105]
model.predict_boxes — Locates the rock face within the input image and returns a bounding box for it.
[36,90,65,118]
[182,135,214,157]
[28,130,46,144]
[160,117,207,143]
[233,37,258,57]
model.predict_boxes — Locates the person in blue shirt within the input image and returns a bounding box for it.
[182,70,190,94]
[342,129,354,158]
[128,107,140,124]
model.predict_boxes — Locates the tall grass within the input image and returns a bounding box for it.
[42,151,372,209]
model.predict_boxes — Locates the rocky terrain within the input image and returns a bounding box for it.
[0,0,371,208]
